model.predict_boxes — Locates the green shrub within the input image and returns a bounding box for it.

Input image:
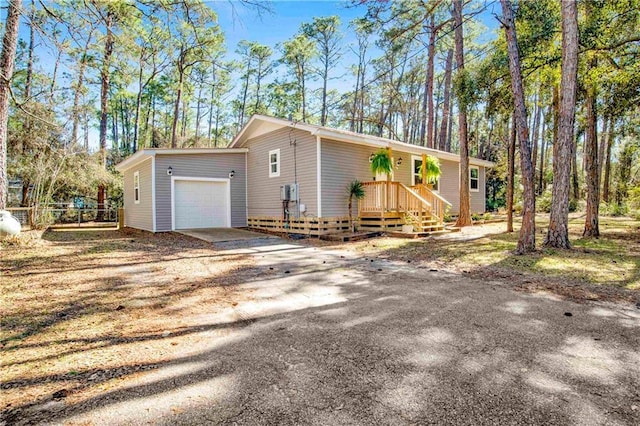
[601,202,629,217]
[471,213,481,221]
[483,213,492,220]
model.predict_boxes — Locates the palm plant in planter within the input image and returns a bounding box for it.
[346,180,365,233]
[369,148,393,211]
[419,155,441,187]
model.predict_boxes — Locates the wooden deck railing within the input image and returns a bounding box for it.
[359,181,443,223]
[410,184,452,224]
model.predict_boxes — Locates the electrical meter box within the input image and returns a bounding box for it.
[289,183,299,202]
[280,184,290,201]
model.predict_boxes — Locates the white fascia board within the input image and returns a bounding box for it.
[230,114,317,148]
[115,151,155,172]
[153,148,248,155]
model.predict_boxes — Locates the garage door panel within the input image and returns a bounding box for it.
[173,180,229,229]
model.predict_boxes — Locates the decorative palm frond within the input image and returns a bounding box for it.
[347,179,365,200]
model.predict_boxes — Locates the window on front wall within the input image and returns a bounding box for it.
[470,166,479,192]
[269,149,280,178]
[134,171,140,203]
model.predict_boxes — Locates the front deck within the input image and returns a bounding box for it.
[245,181,452,237]
[358,181,451,233]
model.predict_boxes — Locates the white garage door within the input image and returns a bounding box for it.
[173,179,229,229]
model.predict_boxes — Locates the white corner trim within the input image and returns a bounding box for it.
[245,151,249,226]
[268,148,280,178]
[151,157,156,232]
[171,176,232,231]
[316,136,322,218]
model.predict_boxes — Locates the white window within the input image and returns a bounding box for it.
[134,171,140,204]
[412,156,423,186]
[269,149,280,178]
[470,166,479,192]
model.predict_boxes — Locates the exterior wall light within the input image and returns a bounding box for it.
[167,166,173,176]
[396,157,403,167]
[229,170,235,179]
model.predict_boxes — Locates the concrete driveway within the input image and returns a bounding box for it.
[176,227,279,243]
[38,239,640,425]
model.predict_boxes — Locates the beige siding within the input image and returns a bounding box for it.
[123,158,153,232]
[245,127,317,217]
[436,161,486,215]
[471,166,486,214]
[438,159,460,215]
[320,140,372,217]
[155,153,247,231]
[320,139,449,217]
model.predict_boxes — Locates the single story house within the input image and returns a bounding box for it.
[115,115,493,235]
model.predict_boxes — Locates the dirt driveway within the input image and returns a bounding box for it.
[2,229,640,425]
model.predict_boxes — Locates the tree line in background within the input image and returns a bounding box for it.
[0,0,638,250]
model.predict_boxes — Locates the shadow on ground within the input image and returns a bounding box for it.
[2,228,639,425]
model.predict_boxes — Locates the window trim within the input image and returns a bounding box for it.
[269,149,280,178]
[134,171,141,204]
[469,166,480,192]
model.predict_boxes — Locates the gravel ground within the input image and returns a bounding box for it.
[3,232,639,425]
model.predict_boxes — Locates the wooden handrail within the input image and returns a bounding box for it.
[358,181,451,227]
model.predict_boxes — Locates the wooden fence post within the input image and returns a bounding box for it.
[118,208,125,229]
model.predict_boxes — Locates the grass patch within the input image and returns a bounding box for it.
[343,215,640,295]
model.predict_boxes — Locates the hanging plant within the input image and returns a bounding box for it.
[419,155,441,184]
[369,148,393,179]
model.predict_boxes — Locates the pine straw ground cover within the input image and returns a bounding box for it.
[308,215,640,304]
[1,228,256,418]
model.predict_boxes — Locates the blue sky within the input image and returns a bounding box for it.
[10,0,501,150]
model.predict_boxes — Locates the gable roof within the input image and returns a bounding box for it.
[230,114,494,167]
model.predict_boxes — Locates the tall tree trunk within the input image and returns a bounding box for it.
[301,62,308,123]
[321,45,329,126]
[0,0,21,210]
[420,18,437,148]
[72,30,93,150]
[97,9,114,221]
[583,56,599,237]
[133,50,144,153]
[195,77,204,143]
[501,0,536,253]
[531,87,541,175]
[21,0,35,206]
[537,110,547,194]
[507,114,516,233]
[350,56,361,132]
[544,0,578,249]
[446,102,454,152]
[207,65,216,146]
[171,59,185,148]
[597,114,608,189]
[238,56,250,129]
[602,117,614,203]
[453,0,472,227]
[571,133,579,201]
